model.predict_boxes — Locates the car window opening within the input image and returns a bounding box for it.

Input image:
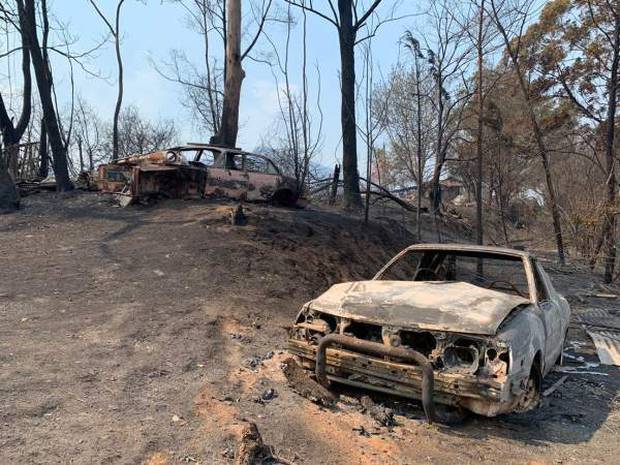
[377,250,530,298]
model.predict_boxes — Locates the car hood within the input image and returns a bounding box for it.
[308,281,530,336]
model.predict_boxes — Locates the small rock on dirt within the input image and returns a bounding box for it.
[261,388,277,401]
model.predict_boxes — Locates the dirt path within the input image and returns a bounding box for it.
[1,192,618,465]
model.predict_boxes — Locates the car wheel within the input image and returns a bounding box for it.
[433,404,469,425]
[515,364,541,412]
[272,189,297,207]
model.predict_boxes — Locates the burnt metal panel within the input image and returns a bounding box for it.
[307,280,529,335]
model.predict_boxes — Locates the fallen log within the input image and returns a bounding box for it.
[359,177,425,213]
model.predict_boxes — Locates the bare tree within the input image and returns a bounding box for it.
[108,105,178,158]
[156,0,224,135]
[475,0,485,246]
[0,2,31,210]
[210,0,274,148]
[601,6,620,282]
[286,0,398,210]
[402,32,427,241]
[263,3,322,194]
[212,0,242,147]
[522,0,620,278]
[19,0,73,191]
[38,118,49,178]
[74,97,105,170]
[488,0,566,264]
[362,41,376,225]
[424,0,475,214]
[88,0,126,161]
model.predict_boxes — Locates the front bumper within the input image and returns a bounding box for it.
[289,337,516,417]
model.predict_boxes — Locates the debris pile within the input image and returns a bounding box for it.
[359,395,396,427]
[281,358,336,407]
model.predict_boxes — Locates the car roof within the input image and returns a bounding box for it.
[165,144,230,152]
[166,144,272,158]
[167,143,249,153]
[405,243,532,260]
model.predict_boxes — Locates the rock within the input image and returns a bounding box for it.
[246,357,262,369]
[261,388,277,401]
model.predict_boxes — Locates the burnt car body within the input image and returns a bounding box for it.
[97,144,299,206]
[288,244,570,420]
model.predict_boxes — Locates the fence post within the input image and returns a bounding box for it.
[328,163,340,206]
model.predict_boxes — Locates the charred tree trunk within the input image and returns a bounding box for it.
[0,6,32,211]
[329,163,340,205]
[414,47,423,242]
[88,0,125,161]
[430,74,445,214]
[0,155,20,213]
[78,137,84,172]
[429,153,445,213]
[20,0,73,191]
[210,0,243,148]
[476,0,485,247]
[603,13,620,283]
[111,3,125,161]
[38,118,49,178]
[338,0,362,210]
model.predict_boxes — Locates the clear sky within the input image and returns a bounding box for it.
[35,0,426,168]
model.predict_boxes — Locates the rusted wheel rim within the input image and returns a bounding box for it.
[516,372,540,412]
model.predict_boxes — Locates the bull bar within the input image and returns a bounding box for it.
[315,334,437,424]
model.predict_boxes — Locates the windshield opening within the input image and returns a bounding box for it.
[375,250,530,298]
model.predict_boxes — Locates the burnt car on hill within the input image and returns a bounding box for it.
[288,243,570,422]
[97,144,299,207]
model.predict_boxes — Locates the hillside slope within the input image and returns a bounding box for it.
[0,192,618,465]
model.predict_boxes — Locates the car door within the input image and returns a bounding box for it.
[243,153,281,201]
[533,261,566,372]
[204,151,249,200]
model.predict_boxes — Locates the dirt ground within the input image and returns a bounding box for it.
[1,192,618,465]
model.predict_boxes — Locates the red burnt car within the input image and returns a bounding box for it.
[97,143,300,207]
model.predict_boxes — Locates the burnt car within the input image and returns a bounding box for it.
[97,143,299,206]
[288,244,570,422]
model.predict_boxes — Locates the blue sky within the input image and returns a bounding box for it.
[43,0,425,167]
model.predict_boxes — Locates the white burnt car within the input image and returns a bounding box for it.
[288,244,570,422]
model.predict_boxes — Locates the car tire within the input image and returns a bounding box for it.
[272,189,297,207]
[433,404,469,425]
[515,363,541,412]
